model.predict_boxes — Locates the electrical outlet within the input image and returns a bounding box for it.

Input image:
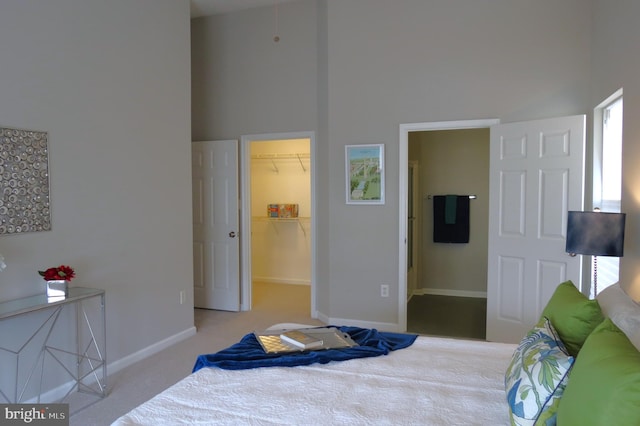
[380,284,389,297]
[180,290,185,305]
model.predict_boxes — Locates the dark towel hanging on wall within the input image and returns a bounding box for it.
[444,195,458,224]
[433,195,470,243]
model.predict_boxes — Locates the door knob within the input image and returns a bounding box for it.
[229,231,236,238]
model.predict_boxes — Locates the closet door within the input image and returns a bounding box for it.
[486,115,585,343]
[192,140,240,311]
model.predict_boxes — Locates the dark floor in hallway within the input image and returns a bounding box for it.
[407,294,487,340]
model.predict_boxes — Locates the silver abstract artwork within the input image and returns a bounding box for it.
[0,127,51,234]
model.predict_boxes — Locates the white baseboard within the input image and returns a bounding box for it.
[108,326,197,375]
[315,310,402,333]
[35,326,197,405]
[412,288,487,299]
[253,276,310,286]
[315,310,330,325]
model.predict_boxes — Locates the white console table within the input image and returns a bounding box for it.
[0,287,107,411]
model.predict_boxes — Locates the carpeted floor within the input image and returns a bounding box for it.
[407,294,487,340]
[70,282,321,426]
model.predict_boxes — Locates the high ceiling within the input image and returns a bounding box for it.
[190,0,296,18]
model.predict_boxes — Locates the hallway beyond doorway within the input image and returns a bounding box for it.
[407,294,486,340]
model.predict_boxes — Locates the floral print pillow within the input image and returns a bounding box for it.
[505,317,574,426]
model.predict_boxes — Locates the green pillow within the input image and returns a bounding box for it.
[541,280,604,356]
[557,318,640,426]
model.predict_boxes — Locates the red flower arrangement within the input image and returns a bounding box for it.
[38,265,75,282]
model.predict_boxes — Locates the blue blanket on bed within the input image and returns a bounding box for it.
[192,326,418,372]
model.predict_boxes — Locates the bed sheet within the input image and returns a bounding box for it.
[112,335,515,425]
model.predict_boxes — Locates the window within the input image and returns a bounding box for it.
[593,91,623,296]
[601,96,623,211]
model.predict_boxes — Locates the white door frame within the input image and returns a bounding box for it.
[407,160,419,299]
[398,119,499,331]
[240,131,317,315]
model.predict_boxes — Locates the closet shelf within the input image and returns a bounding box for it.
[252,216,310,221]
[251,152,310,172]
[252,216,310,237]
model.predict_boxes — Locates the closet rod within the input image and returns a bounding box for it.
[427,195,477,200]
[251,153,310,159]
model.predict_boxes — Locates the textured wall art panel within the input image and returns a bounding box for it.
[0,127,51,234]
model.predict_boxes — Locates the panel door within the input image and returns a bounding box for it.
[486,115,585,342]
[192,140,240,311]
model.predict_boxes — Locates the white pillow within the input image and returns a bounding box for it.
[597,283,640,351]
[265,323,318,331]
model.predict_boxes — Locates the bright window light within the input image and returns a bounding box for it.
[593,94,622,296]
[602,97,622,208]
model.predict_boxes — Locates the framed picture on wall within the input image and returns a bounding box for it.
[0,126,52,234]
[345,144,385,205]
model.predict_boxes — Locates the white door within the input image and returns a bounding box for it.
[486,115,585,343]
[192,140,240,311]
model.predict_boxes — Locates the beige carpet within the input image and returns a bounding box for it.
[71,282,322,426]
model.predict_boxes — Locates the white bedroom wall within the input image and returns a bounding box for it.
[191,0,592,329]
[325,0,591,326]
[315,0,330,316]
[591,0,640,302]
[0,0,193,373]
[190,0,324,307]
[190,0,319,140]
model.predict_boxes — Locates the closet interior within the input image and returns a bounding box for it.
[250,139,312,308]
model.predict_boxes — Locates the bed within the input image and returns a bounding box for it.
[112,332,515,425]
[112,282,640,426]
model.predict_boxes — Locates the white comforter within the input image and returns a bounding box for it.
[112,336,515,425]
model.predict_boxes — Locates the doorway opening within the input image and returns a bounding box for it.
[405,128,490,339]
[240,132,316,317]
[398,119,499,333]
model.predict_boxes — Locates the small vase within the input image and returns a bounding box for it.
[46,280,68,298]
